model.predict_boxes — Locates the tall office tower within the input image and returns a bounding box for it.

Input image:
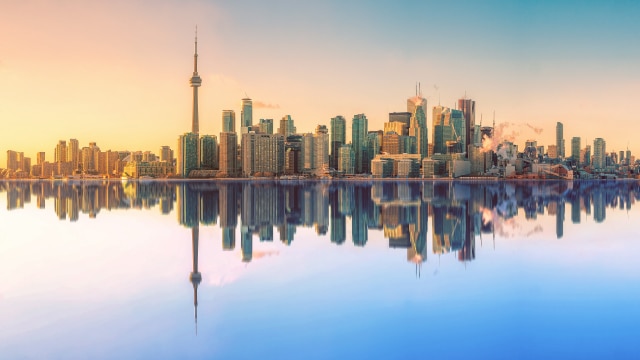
[68,139,79,172]
[222,110,236,133]
[55,140,67,163]
[302,133,315,171]
[259,119,274,134]
[330,115,346,170]
[626,149,632,166]
[6,150,18,171]
[160,146,173,162]
[177,132,199,177]
[219,132,238,176]
[556,122,564,158]
[408,90,428,160]
[548,145,558,159]
[338,144,355,174]
[389,112,412,133]
[352,114,369,174]
[458,98,476,153]
[200,135,218,169]
[278,115,296,137]
[571,137,581,163]
[314,125,329,173]
[584,145,591,167]
[241,98,252,128]
[190,30,202,135]
[593,138,606,169]
[36,152,46,165]
[619,151,625,165]
[368,130,382,158]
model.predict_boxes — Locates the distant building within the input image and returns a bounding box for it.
[177,132,199,177]
[219,132,238,177]
[352,114,369,174]
[556,122,564,158]
[330,115,346,170]
[593,138,606,170]
[259,119,274,134]
[338,144,355,174]
[278,115,296,137]
[242,133,285,176]
[241,98,252,128]
[222,110,236,133]
[200,135,218,169]
[571,137,581,163]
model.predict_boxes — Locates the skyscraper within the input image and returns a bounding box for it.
[241,98,252,128]
[352,114,369,174]
[556,122,564,158]
[68,138,79,172]
[571,137,581,163]
[259,119,274,134]
[55,140,67,163]
[278,115,296,137]
[314,125,329,173]
[190,30,201,135]
[330,115,346,170]
[222,110,236,133]
[408,92,428,160]
[177,133,199,177]
[593,138,606,170]
[458,98,475,154]
[338,144,355,174]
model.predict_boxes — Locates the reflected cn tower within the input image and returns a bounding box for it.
[190,27,202,135]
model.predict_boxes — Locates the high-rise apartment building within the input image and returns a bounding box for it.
[241,98,252,128]
[242,133,285,176]
[302,133,315,171]
[68,139,79,171]
[36,152,46,165]
[352,114,369,174]
[571,137,581,163]
[55,140,67,163]
[338,144,355,174]
[330,115,346,170]
[389,112,412,132]
[6,150,19,171]
[593,138,606,170]
[200,135,218,169]
[222,110,236,133]
[314,125,329,173]
[177,132,199,177]
[556,122,564,158]
[219,132,238,176]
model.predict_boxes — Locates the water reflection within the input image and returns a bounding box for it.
[3,180,639,255]
[2,180,640,357]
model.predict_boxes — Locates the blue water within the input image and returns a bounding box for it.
[0,180,639,359]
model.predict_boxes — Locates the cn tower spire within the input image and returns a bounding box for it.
[189,25,202,135]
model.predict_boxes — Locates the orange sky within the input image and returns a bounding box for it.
[2,0,639,167]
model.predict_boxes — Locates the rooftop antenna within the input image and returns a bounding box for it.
[419,82,422,97]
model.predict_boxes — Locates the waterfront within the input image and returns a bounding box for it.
[1,181,639,359]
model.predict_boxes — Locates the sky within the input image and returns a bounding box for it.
[1,0,640,167]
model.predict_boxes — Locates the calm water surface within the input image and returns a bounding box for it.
[1,180,639,359]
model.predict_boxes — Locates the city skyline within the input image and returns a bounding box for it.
[2,0,640,168]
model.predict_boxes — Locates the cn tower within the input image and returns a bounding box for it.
[190,27,202,135]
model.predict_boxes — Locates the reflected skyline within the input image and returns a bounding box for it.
[3,180,639,261]
[2,180,640,359]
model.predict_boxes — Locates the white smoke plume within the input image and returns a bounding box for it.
[253,101,281,109]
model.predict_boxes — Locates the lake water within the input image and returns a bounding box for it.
[1,180,639,359]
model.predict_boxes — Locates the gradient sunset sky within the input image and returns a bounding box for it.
[2,0,639,167]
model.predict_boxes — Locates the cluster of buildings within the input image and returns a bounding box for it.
[3,37,639,180]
